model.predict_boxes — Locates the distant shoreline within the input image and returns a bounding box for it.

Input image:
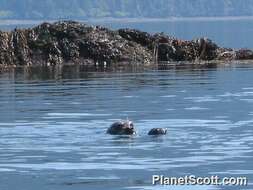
[2,16,253,26]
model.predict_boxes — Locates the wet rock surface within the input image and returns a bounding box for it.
[0,21,253,66]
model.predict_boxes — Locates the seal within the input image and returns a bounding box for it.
[148,128,167,135]
[107,120,136,135]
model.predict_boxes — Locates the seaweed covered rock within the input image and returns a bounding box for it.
[194,38,218,60]
[0,21,153,66]
[0,21,253,66]
[153,35,218,62]
[235,49,253,60]
[118,28,154,49]
[156,38,197,61]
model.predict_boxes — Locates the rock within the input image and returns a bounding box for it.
[107,120,136,135]
[235,49,253,60]
[0,20,253,66]
[118,28,154,49]
[194,38,218,60]
[148,128,167,135]
[155,37,218,62]
[0,31,14,65]
[216,48,236,60]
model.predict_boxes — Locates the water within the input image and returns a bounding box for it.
[0,64,253,190]
[0,19,253,190]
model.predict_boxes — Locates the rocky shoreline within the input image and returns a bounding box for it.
[0,20,253,67]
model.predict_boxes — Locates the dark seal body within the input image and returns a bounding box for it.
[107,120,135,135]
[148,128,167,135]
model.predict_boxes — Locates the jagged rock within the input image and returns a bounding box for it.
[161,39,197,61]
[154,36,218,62]
[217,48,236,60]
[194,38,218,60]
[0,31,14,65]
[0,21,253,66]
[235,49,253,60]
[1,30,28,66]
[118,28,154,49]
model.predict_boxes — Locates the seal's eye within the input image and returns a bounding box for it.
[130,123,134,128]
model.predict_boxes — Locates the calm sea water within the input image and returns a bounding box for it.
[0,20,253,190]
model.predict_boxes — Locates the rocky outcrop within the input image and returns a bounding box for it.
[0,21,253,66]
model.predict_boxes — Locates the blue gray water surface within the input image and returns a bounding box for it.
[0,19,253,190]
[0,64,253,190]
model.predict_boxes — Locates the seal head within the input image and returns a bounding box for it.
[107,120,135,135]
[148,128,167,136]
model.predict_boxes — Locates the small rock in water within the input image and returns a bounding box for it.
[148,128,167,136]
[107,120,136,135]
